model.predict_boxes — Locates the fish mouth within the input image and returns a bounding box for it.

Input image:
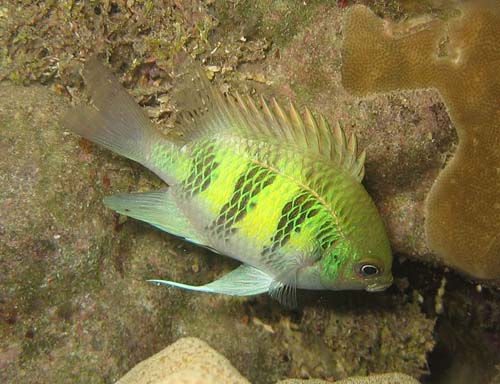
[366,276,393,292]
[366,284,388,292]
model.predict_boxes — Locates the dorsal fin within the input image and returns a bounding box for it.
[172,60,366,182]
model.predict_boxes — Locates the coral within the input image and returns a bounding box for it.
[341,3,500,280]
[116,337,250,384]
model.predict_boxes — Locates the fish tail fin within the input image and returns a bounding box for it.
[61,57,177,182]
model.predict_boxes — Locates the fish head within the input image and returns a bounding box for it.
[319,235,393,292]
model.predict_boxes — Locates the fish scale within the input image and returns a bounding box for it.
[181,141,219,196]
[209,163,276,236]
[170,134,377,284]
[62,57,393,307]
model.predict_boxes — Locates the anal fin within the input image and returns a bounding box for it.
[103,190,203,246]
[148,264,273,297]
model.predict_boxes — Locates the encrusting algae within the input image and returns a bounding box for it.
[341,2,500,281]
[61,57,393,307]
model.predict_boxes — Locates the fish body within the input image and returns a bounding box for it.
[63,58,392,306]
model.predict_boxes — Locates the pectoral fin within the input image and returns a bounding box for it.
[269,270,298,309]
[148,264,273,297]
[264,251,320,308]
[104,190,205,246]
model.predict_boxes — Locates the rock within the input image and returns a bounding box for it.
[279,372,419,383]
[117,338,419,384]
[0,79,435,384]
[116,337,250,384]
[0,82,289,384]
[2,2,499,384]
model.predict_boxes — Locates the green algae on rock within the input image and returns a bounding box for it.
[341,3,500,281]
[0,1,216,85]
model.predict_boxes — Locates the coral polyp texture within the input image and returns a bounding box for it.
[341,3,500,280]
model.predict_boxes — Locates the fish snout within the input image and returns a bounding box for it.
[366,274,393,292]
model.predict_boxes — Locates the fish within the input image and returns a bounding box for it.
[62,57,393,307]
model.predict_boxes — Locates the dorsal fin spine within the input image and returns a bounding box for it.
[353,150,366,181]
[272,98,295,142]
[247,95,266,136]
[345,133,356,170]
[304,107,320,153]
[173,62,366,181]
[333,121,346,165]
[305,107,319,145]
[261,97,279,137]
[289,101,307,147]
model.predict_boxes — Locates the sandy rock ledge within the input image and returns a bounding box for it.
[116,337,251,384]
[117,337,419,384]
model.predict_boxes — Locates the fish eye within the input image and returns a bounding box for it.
[356,262,381,278]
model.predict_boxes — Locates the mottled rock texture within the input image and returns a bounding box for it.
[279,372,419,384]
[0,78,435,383]
[1,1,499,384]
[116,337,419,384]
[0,83,288,384]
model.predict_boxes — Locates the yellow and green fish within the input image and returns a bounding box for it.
[62,58,393,306]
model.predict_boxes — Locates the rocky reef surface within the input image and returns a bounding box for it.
[1,1,499,383]
[116,337,419,384]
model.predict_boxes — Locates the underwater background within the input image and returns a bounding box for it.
[1,0,499,383]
